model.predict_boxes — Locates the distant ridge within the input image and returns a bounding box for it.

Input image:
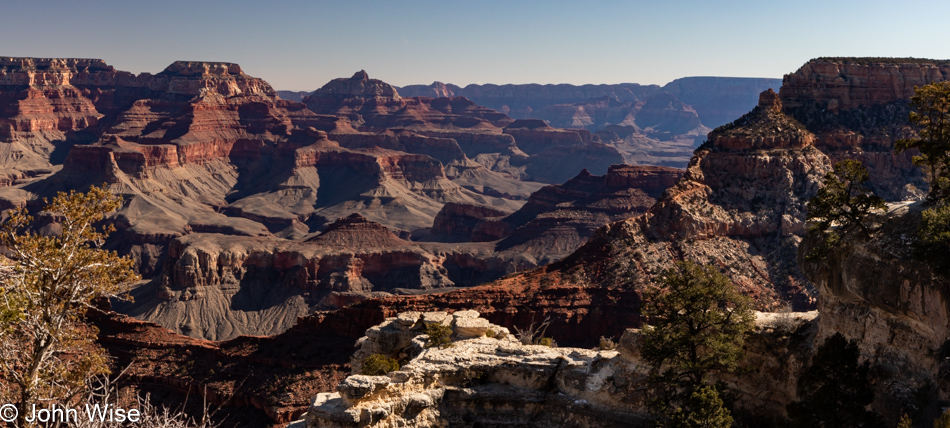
[813,56,950,65]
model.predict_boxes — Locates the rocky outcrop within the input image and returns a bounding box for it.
[304,72,509,131]
[494,165,682,265]
[779,58,950,201]
[502,119,625,183]
[0,60,662,345]
[92,306,369,426]
[306,72,624,184]
[124,214,551,340]
[555,91,831,307]
[430,203,511,242]
[356,89,830,347]
[799,201,950,419]
[426,165,682,265]
[296,310,817,427]
[707,89,814,151]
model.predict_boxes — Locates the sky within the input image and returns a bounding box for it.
[1,1,949,91]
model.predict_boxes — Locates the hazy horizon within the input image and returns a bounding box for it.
[2,0,949,91]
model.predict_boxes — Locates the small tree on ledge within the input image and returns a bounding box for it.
[806,159,885,259]
[896,81,950,202]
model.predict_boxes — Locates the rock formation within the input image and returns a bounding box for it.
[307,72,626,183]
[121,213,526,340]
[293,310,817,427]
[396,78,780,169]
[779,58,950,200]
[0,59,675,344]
[91,306,366,426]
[360,88,832,343]
[397,78,780,130]
[125,159,683,341]
[493,165,682,265]
[799,201,950,420]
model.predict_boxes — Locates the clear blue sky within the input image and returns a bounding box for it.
[2,1,948,90]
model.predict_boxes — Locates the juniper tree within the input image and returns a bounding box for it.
[896,81,950,201]
[788,333,876,428]
[806,159,885,259]
[0,186,139,427]
[640,261,754,424]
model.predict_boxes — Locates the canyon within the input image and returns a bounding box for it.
[283,58,950,427]
[2,56,947,426]
[0,58,691,341]
[395,77,780,168]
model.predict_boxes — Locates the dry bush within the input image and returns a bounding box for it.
[72,370,219,428]
[513,317,552,346]
[599,336,617,351]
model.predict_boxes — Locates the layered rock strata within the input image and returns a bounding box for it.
[396,78,780,169]
[121,214,534,340]
[363,89,832,341]
[307,72,626,183]
[295,310,817,427]
[779,58,950,200]
[397,77,780,130]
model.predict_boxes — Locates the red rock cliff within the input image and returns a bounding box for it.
[779,58,950,200]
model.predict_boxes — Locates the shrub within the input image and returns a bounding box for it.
[897,413,912,428]
[485,329,496,338]
[424,322,453,349]
[788,333,876,427]
[599,336,617,351]
[914,204,950,273]
[361,354,400,376]
[538,337,555,347]
[667,386,733,428]
[936,408,950,428]
[896,81,950,201]
[514,317,552,346]
[641,261,754,391]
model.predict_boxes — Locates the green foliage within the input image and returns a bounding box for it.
[897,413,913,428]
[361,354,400,376]
[641,261,754,409]
[485,328,496,338]
[788,333,877,428]
[640,262,760,425]
[538,337,555,347]
[0,186,140,426]
[896,81,950,201]
[935,408,950,428]
[806,159,886,259]
[914,204,950,272]
[423,322,453,349]
[666,386,734,428]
